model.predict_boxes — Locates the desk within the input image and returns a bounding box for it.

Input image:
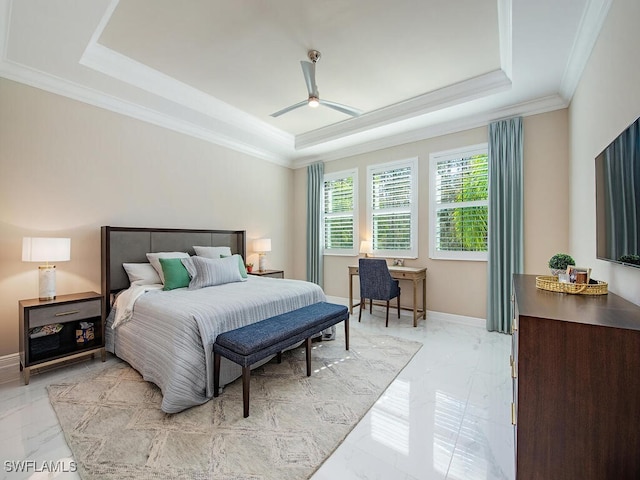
[348,265,427,327]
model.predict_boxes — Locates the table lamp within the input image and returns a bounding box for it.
[254,238,271,272]
[359,240,373,257]
[22,237,71,300]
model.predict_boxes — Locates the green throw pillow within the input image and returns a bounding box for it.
[221,254,248,279]
[159,257,191,290]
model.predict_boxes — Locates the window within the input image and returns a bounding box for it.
[323,169,358,255]
[367,158,418,258]
[429,144,488,261]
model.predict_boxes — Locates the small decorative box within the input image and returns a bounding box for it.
[76,321,95,343]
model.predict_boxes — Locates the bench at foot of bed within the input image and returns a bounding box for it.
[213,301,349,418]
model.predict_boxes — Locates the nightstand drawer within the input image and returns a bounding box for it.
[29,299,101,328]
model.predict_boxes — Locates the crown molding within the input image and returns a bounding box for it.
[291,94,568,168]
[559,0,612,101]
[294,69,512,150]
[80,43,294,152]
[0,58,293,166]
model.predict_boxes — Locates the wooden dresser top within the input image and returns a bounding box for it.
[513,274,640,331]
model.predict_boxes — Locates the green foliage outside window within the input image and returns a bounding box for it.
[436,154,488,252]
[324,176,354,250]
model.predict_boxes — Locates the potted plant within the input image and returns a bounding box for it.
[548,253,575,276]
[245,263,253,273]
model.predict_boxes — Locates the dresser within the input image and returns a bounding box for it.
[512,274,640,479]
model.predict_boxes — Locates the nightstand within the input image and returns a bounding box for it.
[248,269,284,279]
[19,292,105,384]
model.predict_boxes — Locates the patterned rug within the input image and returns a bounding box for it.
[48,329,422,479]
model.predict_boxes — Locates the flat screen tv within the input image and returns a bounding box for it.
[595,115,640,268]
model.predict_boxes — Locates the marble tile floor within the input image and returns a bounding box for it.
[0,309,514,480]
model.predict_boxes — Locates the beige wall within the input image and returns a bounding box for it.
[0,75,575,358]
[568,0,640,305]
[292,109,570,319]
[0,78,294,357]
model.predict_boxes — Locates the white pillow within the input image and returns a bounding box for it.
[188,255,243,289]
[146,252,190,284]
[123,263,162,285]
[193,246,232,259]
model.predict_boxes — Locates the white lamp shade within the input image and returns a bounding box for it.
[254,238,272,253]
[22,237,71,262]
[359,240,373,255]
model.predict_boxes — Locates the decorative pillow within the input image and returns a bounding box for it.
[181,256,196,279]
[220,253,248,279]
[188,255,243,289]
[159,257,191,291]
[193,246,232,259]
[123,263,162,285]
[146,252,190,284]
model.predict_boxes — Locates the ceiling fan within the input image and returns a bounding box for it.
[270,50,362,118]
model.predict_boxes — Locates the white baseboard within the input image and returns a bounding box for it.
[0,353,20,384]
[326,295,486,327]
[426,310,485,327]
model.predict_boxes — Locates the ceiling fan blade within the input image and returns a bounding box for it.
[270,100,307,118]
[300,61,318,97]
[319,99,363,117]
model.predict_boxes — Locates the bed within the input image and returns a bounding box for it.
[101,226,326,413]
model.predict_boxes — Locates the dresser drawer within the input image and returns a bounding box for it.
[29,299,101,328]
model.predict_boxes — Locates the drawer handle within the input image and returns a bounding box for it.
[55,310,80,317]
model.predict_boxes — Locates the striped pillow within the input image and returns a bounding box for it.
[186,255,244,289]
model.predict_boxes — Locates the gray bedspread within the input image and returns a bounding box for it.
[105,276,326,413]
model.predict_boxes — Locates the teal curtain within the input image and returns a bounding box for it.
[307,162,324,286]
[487,117,523,333]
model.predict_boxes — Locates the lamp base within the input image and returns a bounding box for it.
[258,253,267,272]
[38,265,56,300]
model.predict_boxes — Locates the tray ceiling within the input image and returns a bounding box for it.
[0,0,610,167]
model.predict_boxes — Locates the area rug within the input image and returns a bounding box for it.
[48,329,421,480]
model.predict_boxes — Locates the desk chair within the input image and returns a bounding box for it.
[358,258,401,327]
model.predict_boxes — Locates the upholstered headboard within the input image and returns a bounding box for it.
[100,226,246,319]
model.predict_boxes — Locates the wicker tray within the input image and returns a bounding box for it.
[536,275,608,295]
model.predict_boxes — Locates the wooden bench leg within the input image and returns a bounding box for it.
[305,337,312,376]
[345,317,349,351]
[213,352,221,397]
[242,366,250,418]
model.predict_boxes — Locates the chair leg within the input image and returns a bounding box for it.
[397,293,401,318]
[369,298,373,314]
[385,300,390,327]
[359,298,364,322]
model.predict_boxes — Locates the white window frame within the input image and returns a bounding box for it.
[322,168,358,256]
[367,158,418,259]
[429,143,488,261]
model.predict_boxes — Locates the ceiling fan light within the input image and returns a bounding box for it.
[308,96,320,108]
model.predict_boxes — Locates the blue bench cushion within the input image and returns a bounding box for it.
[214,302,347,356]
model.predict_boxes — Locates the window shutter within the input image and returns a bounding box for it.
[323,173,356,253]
[368,161,416,255]
[433,153,488,254]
